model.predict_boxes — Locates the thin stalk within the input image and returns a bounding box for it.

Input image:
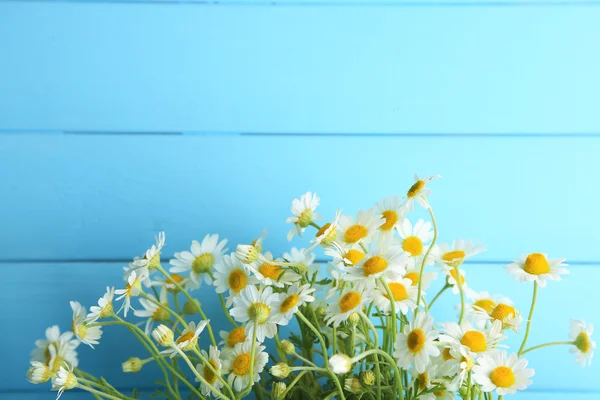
[428,284,450,310]
[518,281,538,356]
[219,293,238,327]
[140,292,187,327]
[77,384,133,400]
[416,205,437,311]
[454,264,466,324]
[172,345,228,400]
[522,341,574,355]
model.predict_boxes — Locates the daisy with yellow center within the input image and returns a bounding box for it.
[248,251,300,288]
[115,270,143,317]
[505,253,568,287]
[439,321,505,358]
[479,301,523,333]
[134,287,171,335]
[230,285,281,342]
[372,277,417,315]
[162,320,210,357]
[213,254,258,307]
[70,301,102,349]
[337,209,384,247]
[375,195,405,236]
[283,247,320,277]
[222,341,268,392]
[195,345,224,397]
[436,240,486,268]
[396,218,434,259]
[31,326,80,372]
[402,262,437,292]
[325,287,370,327]
[156,273,195,292]
[85,287,115,323]
[170,234,228,287]
[393,313,440,373]
[307,210,342,252]
[132,231,166,271]
[219,326,248,355]
[408,363,448,400]
[473,351,534,395]
[441,266,476,298]
[286,192,322,241]
[401,174,440,212]
[272,284,316,323]
[52,365,78,399]
[464,291,503,328]
[344,242,409,284]
[569,319,595,367]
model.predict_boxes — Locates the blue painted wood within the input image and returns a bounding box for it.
[1,134,599,262]
[1,2,600,133]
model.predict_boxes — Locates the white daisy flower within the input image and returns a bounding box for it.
[473,351,534,395]
[282,247,320,278]
[438,341,475,389]
[439,320,505,358]
[475,301,523,333]
[27,361,53,384]
[372,278,417,315]
[505,253,568,287]
[325,286,370,328]
[115,270,143,317]
[170,234,228,286]
[31,326,80,370]
[134,287,170,335]
[163,320,210,357]
[272,284,316,323]
[464,291,503,329]
[219,326,247,355]
[325,245,366,269]
[213,254,258,307]
[401,174,440,212]
[375,195,405,236]
[408,362,448,400]
[337,209,384,247]
[307,210,342,252]
[286,192,322,240]
[248,252,300,288]
[155,273,196,293]
[569,319,595,367]
[51,365,78,399]
[396,218,434,259]
[441,266,477,299]
[436,240,486,268]
[402,261,437,292]
[230,285,281,342]
[394,313,440,373]
[222,341,268,392]
[196,345,224,397]
[86,287,115,323]
[70,301,102,348]
[132,231,166,271]
[343,241,409,285]
[329,354,352,374]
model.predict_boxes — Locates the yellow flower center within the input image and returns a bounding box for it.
[152,306,170,321]
[72,322,88,339]
[575,332,591,353]
[233,353,252,376]
[404,272,420,286]
[442,347,454,361]
[442,250,466,263]
[228,270,248,292]
[315,223,337,244]
[461,331,486,353]
[523,253,550,275]
[362,256,388,276]
[407,329,426,354]
[344,249,365,266]
[259,263,283,280]
[298,209,314,228]
[280,294,300,313]
[380,210,399,231]
[176,330,198,350]
[248,302,271,324]
[344,224,368,244]
[417,372,429,390]
[192,253,215,274]
[227,327,247,348]
[449,269,466,285]
[403,236,424,256]
[490,366,515,388]
[49,354,66,373]
[339,291,362,313]
[203,359,219,383]
[166,273,184,291]
[434,391,447,398]
[385,282,408,301]
[473,299,497,313]
[407,180,425,198]
[490,303,516,321]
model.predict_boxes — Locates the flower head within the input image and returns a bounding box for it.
[401,174,440,212]
[325,286,370,327]
[230,285,281,342]
[86,287,115,323]
[337,209,384,247]
[329,354,352,374]
[505,253,568,287]
[196,345,224,396]
[569,319,595,367]
[70,301,102,348]
[286,192,322,240]
[134,287,171,335]
[473,351,534,395]
[213,253,258,307]
[222,341,268,392]
[51,365,78,399]
[436,240,486,268]
[170,234,228,286]
[394,313,440,373]
[115,270,143,317]
[27,361,53,384]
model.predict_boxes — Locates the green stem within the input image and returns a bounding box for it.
[172,345,228,400]
[275,371,307,399]
[416,205,437,311]
[354,349,404,400]
[219,293,238,327]
[518,281,538,356]
[521,341,574,355]
[454,264,466,324]
[140,292,187,327]
[428,284,450,310]
[77,384,133,400]
[237,323,258,399]
[191,348,236,399]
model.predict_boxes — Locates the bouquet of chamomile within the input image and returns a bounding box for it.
[28,175,595,400]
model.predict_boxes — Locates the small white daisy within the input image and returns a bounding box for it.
[272,283,316,323]
[31,326,79,370]
[230,285,281,342]
[477,301,523,333]
[27,361,53,384]
[307,210,342,252]
[51,365,78,399]
[86,287,115,323]
[70,301,102,348]
[441,266,477,299]
[115,270,143,317]
[213,253,258,307]
[219,326,247,355]
[374,195,405,236]
[393,313,440,373]
[401,174,440,212]
[325,286,370,327]
[134,287,170,335]
[569,319,595,367]
[337,209,384,247]
[222,341,269,392]
[372,278,417,315]
[505,253,568,287]
[196,345,224,397]
[132,231,166,271]
[286,192,322,240]
[473,351,534,395]
[155,273,196,292]
[436,240,486,268]
[396,218,434,259]
[343,241,409,285]
[164,320,210,357]
[325,245,366,269]
[402,262,437,292]
[248,252,300,288]
[170,234,228,286]
[282,247,320,278]
[439,320,505,358]
[329,354,352,374]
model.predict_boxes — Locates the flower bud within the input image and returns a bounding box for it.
[329,354,352,374]
[27,361,53,384]
[236,244,259,264]
[348,312,360,326]
[183,300,199,315]
[315,305,327,321]
[152,324,174,347]
[270,362,291,379]
[280,340,295,355]
[272,382,287,399]
[360,370,375,386]
[344,377,362,393]
[122,357,144,373]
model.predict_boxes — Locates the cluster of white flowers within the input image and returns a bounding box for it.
[28,175,595,400]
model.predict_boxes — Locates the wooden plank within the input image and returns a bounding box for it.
[1,2,600,134]
[4,262,599,393]
[1,134,600,262]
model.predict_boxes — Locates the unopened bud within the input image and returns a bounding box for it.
[280,340,295,355]
[236,244,259,264]
[270,362,291,379]
[122,357,144,373]
[344,377,362,393]
[183,300,199,315]
[348,312,360,326]
[361,370,375,386]
[272,382,287,399]
[152,324,174,347]
[27,362,52,384]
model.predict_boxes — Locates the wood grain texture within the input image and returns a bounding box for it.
[1,2,600,133]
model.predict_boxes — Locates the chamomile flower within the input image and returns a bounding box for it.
[272,284,316,323]
[134,287,170,335]
[337,209,384,247]
[132,231,166,271]
[155,273,195,293]
[372,278,417,315]
[86,287,115,323]
[213,254,258,307]
[31,326,79,369]
[473,351,534,395]
[401,174,440,212]
[478,301,523,333]
[439,320,505,358]
[286,192,322,240]
[325,245,366,269]
[505,253,568,287]
[219,326,247,355]
[70,301,102,348]
[441,266,476,299]
[163,320,210,357]
[440,342,475,388]
[408,362,448,400]
[170,234,228,286]
[329,354,352,374]
[115,271,143,317]
[402,262,437,292]
[394,313,440,373]
[222,341,269,392]
[248,252,300,288]
[325,287,370,327]
[344,242,409,284]
[196,346,224,397]
[569,319,595,367]
[27,361,53,384]
[375,195,405,236]
[52,365,78,399]
[230,285,281,342]
[464,292,502,328]
[307,210,342,252]
[396,218,434,259]
[436,240,486,268]
[282,247,320,277]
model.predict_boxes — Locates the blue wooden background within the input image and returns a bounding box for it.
[1,0,599,398]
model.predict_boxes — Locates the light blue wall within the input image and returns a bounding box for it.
[1,1,599,398]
